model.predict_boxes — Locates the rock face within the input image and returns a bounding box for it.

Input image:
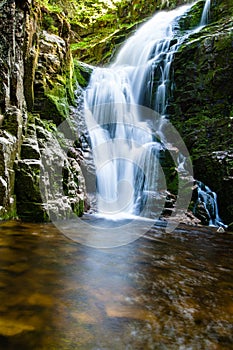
[0,0,87,221]
[0,0,27,219]
[170,0,233,224]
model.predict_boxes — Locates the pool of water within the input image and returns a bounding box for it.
[0,219,233,349]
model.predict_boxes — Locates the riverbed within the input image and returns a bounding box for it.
[0,219,233,349]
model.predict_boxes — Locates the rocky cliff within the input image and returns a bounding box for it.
[0,0,87,221]
[170,0,233,224]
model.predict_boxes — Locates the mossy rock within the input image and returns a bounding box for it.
[71,199,84,217]
[14,160,42,203]
[16,202,49,222]
[178,1,205,31]
[159,149,179,195]
[73,59,93,88]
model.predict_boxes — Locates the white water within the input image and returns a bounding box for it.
[195,181,226,227]
[200,0,211,25]
[84,4,194,218]
[83,1,221,224]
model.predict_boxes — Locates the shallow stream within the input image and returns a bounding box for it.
[0,219,233,349]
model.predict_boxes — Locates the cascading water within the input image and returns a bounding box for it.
[84,4,193,218]
[200,0,211,25]
[83,0,224,226]
[194,181,226,228]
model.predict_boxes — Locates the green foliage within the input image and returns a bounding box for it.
[37,0,119,27]
[35,0,161,64]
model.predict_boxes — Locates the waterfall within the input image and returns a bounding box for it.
[84,4,194,219]
[82,0,224,227]
[200,0,211,25]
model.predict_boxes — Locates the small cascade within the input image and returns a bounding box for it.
[200,0,211,26]
[194,181,226,228]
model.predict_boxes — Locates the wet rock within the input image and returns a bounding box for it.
[194,199,211,226]
[39,128,86,220]
[170,3,233,224]
[193,152,233,224]
[2,107,24,139]
[0,130,18,219]
[0,0,29,219]
[14,115,86,221]
[14,159,43,207]
[33,30,71,124]
[20,139,41,160]
[0,177,7,206]
[217,226,225,233]
[0,1,87,221]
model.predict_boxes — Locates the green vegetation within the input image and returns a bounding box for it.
[178,1,205,32]
[35,0,202,64]
[35,0,160,64]
[36,0,119,27]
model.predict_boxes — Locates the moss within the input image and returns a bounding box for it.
[46,94,69,120]
[71,21,141,64]
[0,196,17,221]
[42,13,58,34]
[72,199,84,217]
[178,1,205,32]
[38,119,57,133]
[73,59,93,87]
[159,150,179,195]
[38,74,73,124]
[16,202,50,222]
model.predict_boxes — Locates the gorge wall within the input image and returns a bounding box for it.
[0,0,86,221]
[170,0,233,224]
[0,0,232,226]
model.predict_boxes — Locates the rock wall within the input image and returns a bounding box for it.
[170,0,233,224]
[0,0,27,219]
[0,0,87,221]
